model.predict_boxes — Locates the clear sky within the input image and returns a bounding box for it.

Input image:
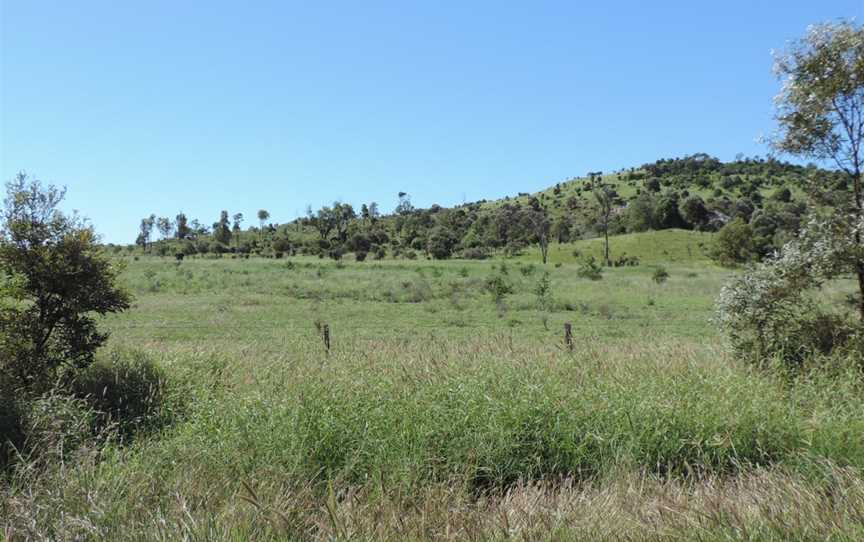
[2,1,863,243]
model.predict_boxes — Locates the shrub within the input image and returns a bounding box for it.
[652,266,669,284]
[485,274,513,303]
[461,247,488,260]
[427,227,459,260]
[355,250,368,262]
[576,256,603,280]
[712,218,756,266]
[534,271,553,310]
[716,215,864,367]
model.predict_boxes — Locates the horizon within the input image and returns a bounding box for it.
[2,1,863,243]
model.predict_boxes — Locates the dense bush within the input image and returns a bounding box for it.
[711,218,756,266]
[716,215,864,367]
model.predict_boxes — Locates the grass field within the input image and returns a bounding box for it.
[4,232,864,540]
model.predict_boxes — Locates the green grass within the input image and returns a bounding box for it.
[4,236,864,540]
[515,229,716,264]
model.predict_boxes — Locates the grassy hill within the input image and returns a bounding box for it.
[514,229,716,265]
[126,153,838,266]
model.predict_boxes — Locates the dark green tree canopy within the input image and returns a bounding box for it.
[1,173,131,394]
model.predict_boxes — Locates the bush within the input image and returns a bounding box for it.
[712,218,756,266]
[355,250,368,262]
[427,227,459,260]
[461,247,488,260]
[716,215,864,367]
[576,256,603,280]
[485,274,513,302]
[652,266,669,284]
[534,271,553,310]
[71,350,170,440]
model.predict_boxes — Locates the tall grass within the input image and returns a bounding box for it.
[4,338,864,539]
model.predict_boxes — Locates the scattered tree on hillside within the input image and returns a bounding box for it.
[137,214,156,252]
[257,209,269,241]
[175,212,191,239]
[212,211,231,245]
[157,216,174,240]
[527,198,551,264]
[232,213,244,245]
[680,195,710,230]
[593,186,615,266]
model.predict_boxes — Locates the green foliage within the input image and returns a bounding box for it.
[534,271,553,310]
[712,218,757,266]
[716,215,864,366]
[652,266,669,284]
[0,174,131,395]
[427,227,459,259]
[484,272,513,302]
[576,256,603,280]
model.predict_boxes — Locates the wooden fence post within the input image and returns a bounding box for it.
[323,324,330,353]
[564,322,573,351]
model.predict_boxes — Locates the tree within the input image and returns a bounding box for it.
[157,216,174,240]
[138,214,156,252]
[212,211,231,245]
[333,202,356,244]
[232,213,244,246]
[427,226,459,259]
[654,193,686,229]
[593,186,615,266]
[0,173,131,395]
[307,205,336,241]
[395,193,414,216]
[175,212,191,240]
[551,215,574,243]
[711,218,756,266]
[771,20,864,318]
[257,209,270,241]
[626,192,657,232]
[680,195,710,230]
[526,199,551,264]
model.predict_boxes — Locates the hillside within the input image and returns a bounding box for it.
[127,153,841,266]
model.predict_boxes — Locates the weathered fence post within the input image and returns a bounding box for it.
[323,324,330,354]
[564,322,573,351]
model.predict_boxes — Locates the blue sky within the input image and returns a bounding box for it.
[2,1,862,243]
